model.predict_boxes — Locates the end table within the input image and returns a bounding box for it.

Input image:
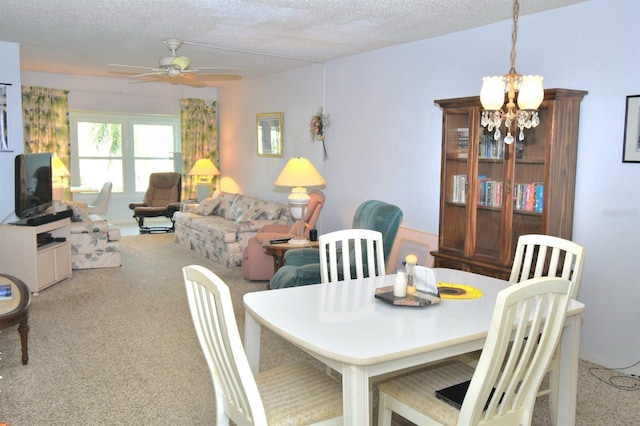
[262,240,320,273]
[0,274,32,365]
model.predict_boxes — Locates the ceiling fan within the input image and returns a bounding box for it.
[109,38,241,86]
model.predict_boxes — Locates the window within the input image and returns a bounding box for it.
[70,112,180,194]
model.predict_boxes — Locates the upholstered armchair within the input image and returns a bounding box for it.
[268,200,403,289]
[128,172,181,233]
[242,190,325,281]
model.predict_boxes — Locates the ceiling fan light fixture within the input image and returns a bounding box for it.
[172,56,190,69]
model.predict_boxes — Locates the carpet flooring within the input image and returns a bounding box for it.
[0,233,638,425]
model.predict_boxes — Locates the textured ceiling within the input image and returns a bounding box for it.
[1,0,585,85]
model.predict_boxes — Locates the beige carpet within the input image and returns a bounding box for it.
[0,233,638,425]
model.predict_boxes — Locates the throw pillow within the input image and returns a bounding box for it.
[235,206,264,222]
[216,192,238,219]
[194,197,221,216]
[71,205,91,222]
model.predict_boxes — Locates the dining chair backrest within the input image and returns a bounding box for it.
[87,181,113,215]
[509,234,585,300]
[319,228,385,283]
[183,265,343,426]
[182,265,267,425]
[458,276,572,425]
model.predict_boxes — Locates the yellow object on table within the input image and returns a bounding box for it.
[436,282,483,299]
[405,253,418,264]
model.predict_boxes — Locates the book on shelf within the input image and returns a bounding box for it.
[452,174,467,204]
[478,134,504,160]
[513,182,544,212]
[0,284,13,300]
[457,128,469,158]
[477,176,503,208]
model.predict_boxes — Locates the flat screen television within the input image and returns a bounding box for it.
[14,153,53,219]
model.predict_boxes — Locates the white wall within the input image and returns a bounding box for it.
[218,64,325,202]
[0,42,24,223]
[218,0,640,373]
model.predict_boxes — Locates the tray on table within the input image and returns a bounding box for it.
[375,285,441,307]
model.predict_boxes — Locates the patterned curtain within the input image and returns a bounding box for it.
[180,98,218,200]
[22,86,71,199]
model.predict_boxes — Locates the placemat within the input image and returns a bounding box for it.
[436,282,483,299]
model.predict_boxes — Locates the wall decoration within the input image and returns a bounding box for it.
[257,112,283,157]
[623,94,640,163]
[386,226,438,274]
[310,107,330,160]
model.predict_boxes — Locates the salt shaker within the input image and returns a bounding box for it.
[394,269,407,297]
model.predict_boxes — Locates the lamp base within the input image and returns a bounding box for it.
[195,183,211,202]
[288,238,309,245]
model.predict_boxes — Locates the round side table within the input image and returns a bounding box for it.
[0,274,32,365]
[262,240,320,273]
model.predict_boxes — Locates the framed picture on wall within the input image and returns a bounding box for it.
[0,83,9,151]
[256,112,283,157]
[386,226,439,274]
[623,94,640,163]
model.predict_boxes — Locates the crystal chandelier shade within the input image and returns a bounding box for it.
[480,0,544,144]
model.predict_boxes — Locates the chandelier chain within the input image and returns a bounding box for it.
[510,0,519,74]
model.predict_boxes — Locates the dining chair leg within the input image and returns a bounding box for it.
[548,352,561,425]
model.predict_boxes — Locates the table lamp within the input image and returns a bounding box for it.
[51,155,71,201]
[274,157,326,244]
[188,159,220,202]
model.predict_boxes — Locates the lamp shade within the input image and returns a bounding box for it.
[51,155,70,178]
[274,157,325,188]
[517,75,544,110]
[480,76,506,111]
[188,159,220,177]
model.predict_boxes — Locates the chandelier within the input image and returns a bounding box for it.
[480,0,543,144]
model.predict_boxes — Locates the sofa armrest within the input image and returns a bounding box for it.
[255,231,296,244]
[70,219,110,234]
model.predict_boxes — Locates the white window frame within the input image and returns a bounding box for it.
[69,111,181,195]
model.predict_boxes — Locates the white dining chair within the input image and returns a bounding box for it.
[509,233,585,420]
[182,265,343,426]
[377,276,573,426]
[319,228,385,283]
[87,181,112,215]
[510,234,585,300]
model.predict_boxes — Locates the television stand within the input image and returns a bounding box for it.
[0,217,72,293]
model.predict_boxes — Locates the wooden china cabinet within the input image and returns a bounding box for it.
[431,88,587,280]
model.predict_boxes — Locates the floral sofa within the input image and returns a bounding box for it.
[52,201,122,270]
[173,191,291,268]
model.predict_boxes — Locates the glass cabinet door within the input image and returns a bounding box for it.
[440,108,470,254]
[509,103,549,250]
[473,124,508,261]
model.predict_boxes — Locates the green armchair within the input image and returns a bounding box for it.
[269,200,403,289]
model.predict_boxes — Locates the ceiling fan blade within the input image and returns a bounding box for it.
[169,75,206,87]
[129,71,166,78]
[108,63,158,71]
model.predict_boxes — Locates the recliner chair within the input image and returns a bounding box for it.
[128,172,181,234]
[269,199,403,289]
[242,190,325,281]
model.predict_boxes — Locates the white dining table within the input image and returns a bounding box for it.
[243,268,585,426]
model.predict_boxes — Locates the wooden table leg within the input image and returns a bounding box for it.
[18,317,29,365]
